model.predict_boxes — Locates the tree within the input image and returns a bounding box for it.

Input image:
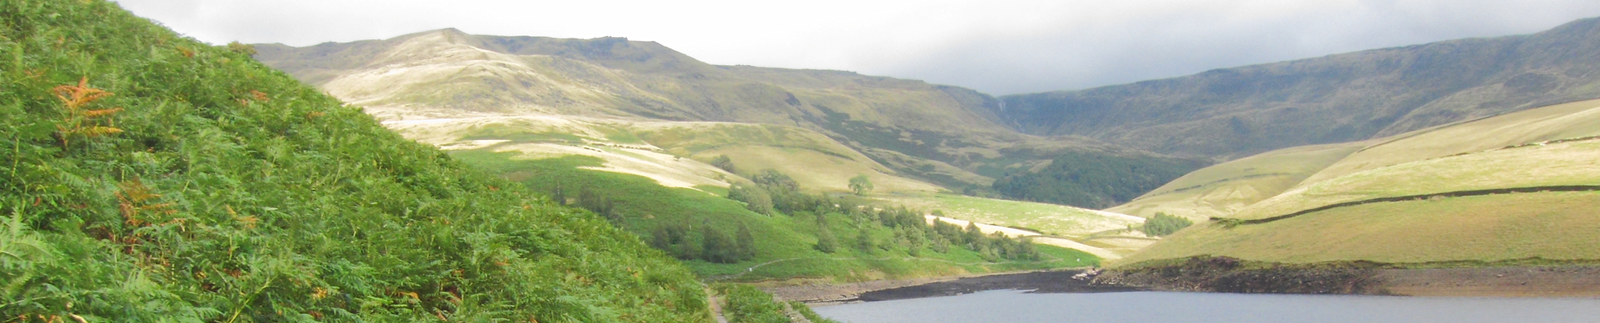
[710,154,737,173]
[854,228,875,253]
[728,184,773,215]
[848,174,874,196]
[735,222,756,260]
[1140,212,1194,237]
[815,226,838,253]
[701,225,737,263]
[752,169,799,193]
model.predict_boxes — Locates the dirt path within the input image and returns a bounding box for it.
[705,286,729,323]
[780,302,813,323]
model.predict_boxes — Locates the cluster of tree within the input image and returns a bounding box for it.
[725,168,1040,261]
[550,180,623,224]
[650,222,757,263]
[710,154,737,174]
[991,151,1206,208]
[1140,212,1194,237]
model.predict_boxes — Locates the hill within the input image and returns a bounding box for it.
[1119,98,1600,266]
[252,29,1195,207]
[994,17,1600,159]
[0,1,710,321]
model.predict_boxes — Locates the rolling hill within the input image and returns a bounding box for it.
[1119,98,1600,266]
[253,29,1137,192]
[993,17,1600,159]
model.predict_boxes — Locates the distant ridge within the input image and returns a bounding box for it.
[994,16,1600,158]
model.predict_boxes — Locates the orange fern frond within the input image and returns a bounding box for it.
[81,126,124,137]
[52,76,113,109]
[250,90,269,102]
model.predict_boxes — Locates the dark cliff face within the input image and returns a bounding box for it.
[994,17,1600,158]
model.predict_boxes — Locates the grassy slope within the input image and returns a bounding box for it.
[1297,99,1600,185]
[451,151,1100,282]
[251,29,1139,192]
[1107,141,1367,220]
[0,1,709,321]
[995,17,1600,159]
[1120,99,1600,266]
[1128,192,1600,264]
[633,122,944,194]
[884,194,1141,239]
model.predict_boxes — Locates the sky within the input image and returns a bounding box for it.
[113,0,1600,95]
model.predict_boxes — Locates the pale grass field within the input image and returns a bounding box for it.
[1233,140,1600,220]
[1109,141,1365,220]
[884,194,1143,239]
[1122,191,1600,265]
[1298,99,1600,186]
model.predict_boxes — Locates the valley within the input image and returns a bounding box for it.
[13,0,1600,321]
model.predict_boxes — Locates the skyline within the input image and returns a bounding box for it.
[114,0,1600,95]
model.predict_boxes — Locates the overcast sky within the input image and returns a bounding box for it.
[114,0,1600,95]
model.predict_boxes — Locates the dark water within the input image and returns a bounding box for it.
[812,290,1600,323]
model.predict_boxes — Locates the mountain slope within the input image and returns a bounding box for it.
[995,17,1600,159]
[1119,99,1600,265]
[253,29,1149,193]
[0,1,708,321]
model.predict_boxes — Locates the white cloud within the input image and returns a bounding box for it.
[113,0,1600,94]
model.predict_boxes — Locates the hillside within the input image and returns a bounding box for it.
[0,1,710,321]
[1119,98,1600,266]
[252,29,1190,205]
[995,17,1600,159]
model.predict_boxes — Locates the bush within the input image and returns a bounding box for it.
[1141,212,1194,237]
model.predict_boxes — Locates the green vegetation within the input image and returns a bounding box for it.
[1109,142,1365,220]
[254,25,1177,207]
[1139,213,1193,237]
[0,1,707,321]
[1122,99,1600,268]
[788,301,842,323]
[849,174,874,196]
[453,151,1097,282]
[711,154,737,173]
[885,193,1142,239]
[1126,191,1600,265]
[993,151,1203,209]
[716,285,789,323]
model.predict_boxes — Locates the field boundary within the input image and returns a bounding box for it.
[1213,185,1600,225]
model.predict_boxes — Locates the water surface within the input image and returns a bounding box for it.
[813,290,1600,323]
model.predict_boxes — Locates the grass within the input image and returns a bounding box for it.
[451,149,1099,282]
[1298,99,1600,186]
[0,1,710,321]
[1123,191,1600,265]
[1122,99,1600,268]
[883,193,1142,238]
[1109,141,1365,220]
[1232,140,1600,220]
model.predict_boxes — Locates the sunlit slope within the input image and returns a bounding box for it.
[1120,99,1600,266]
[1297,99,1600,185]
[634,122,945,194]
[1108,142,1366,220]
[255,29,1129,190]
[1125,191,1600,265]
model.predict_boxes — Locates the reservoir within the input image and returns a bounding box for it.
[812,289,1600,323]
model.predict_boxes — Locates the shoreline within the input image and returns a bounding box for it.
[764,263,1600,305]
[762,269,1138,305]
